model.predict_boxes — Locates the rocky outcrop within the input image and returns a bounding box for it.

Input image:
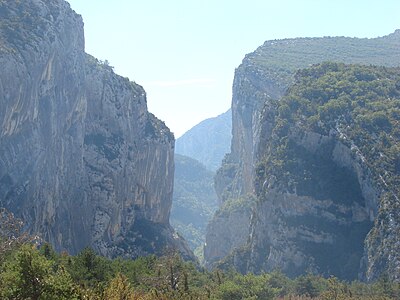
[214,31,400,204]
[206,32,400,278]
[0,0,192,260]
[237,63,400,281]
[204,195,254,269]
[245,128,378,280]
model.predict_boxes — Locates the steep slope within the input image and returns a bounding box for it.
[170,154,218,260]
[245,63,400,281]
[175,109,232,171]
[0,0,192,260]
[206,31,400,273]
[216,31,400,203]
[204,194,255,268]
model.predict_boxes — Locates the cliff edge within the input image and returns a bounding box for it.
[0,0,193,260]
[206,32,400,280]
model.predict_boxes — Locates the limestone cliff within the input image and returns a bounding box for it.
[245,63,400,281]
[204,194,254,268]
[215,31,400,204]
[0,0,192,260]
[206,31,400,278]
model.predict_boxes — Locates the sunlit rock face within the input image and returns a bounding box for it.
[0,0,193,260]
[206,31,400,281]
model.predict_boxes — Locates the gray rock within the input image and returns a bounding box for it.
[206,31,400,279]
[0,0,193,260]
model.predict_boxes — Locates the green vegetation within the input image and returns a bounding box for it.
[1,245,399,299]
[254,62,400,280]
[171,154,218,262]
[258,63,400,197]
[1,209,399,299]
[244,32,400,93]
[215,194,256,218]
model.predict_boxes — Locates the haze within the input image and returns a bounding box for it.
[67,0,400,137]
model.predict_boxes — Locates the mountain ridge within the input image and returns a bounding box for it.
[175,109,232,171]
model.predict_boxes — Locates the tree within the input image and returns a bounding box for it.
[319,276,348,300]
[44,266,81,300]
[40,242,57,260]
[0,208,36,263]
[103,273,136,300]
[0,245,80,299]
[294,274,322,298]
[67,247,111,286]
[0,245,50,299]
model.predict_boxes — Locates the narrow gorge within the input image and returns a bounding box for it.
[1,0,400,285]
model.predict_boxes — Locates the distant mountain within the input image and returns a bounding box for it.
[170,154,218,261]
[175,110,232,171]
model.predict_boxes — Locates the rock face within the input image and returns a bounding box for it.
[204,195,254,268]
[175,109,232,172]
[245,129,377,280]
[0,0,192,260]
[246,63,400,281]
[206,31,400,280]
[215,31,400,204]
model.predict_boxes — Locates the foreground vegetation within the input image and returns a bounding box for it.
[0,208,398,300]
[0,242,399,299]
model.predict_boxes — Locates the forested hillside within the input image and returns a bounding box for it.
[171,154,218,261]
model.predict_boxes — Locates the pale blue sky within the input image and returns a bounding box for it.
[67,0,400,137]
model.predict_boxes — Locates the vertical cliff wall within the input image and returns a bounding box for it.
[206,31,400,278]
[0,0,87,252]
[0,0,192,259]
[215,32,400,204]
[245,63,400,281]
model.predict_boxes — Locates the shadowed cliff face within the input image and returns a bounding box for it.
[214,32,400,206]
[0,0,87,251]
[246,129,377,280]
[207,32,400,280]
[246,64,400,281]
[0,0,193,260]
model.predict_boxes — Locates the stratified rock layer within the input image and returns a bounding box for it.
[0,0,192,260]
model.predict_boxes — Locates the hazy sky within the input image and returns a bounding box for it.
[67,0,400,137]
